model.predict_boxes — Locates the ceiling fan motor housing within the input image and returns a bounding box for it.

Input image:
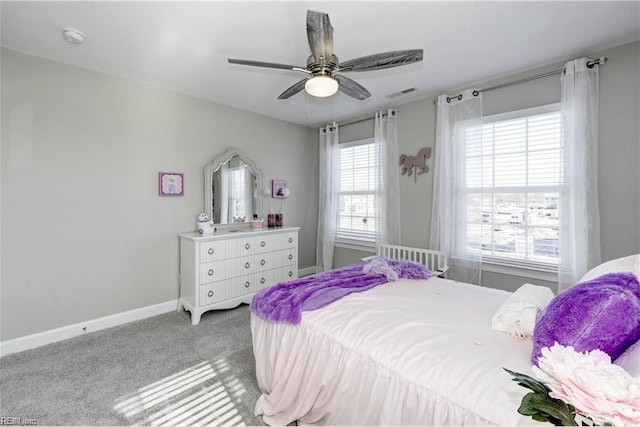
[306,54,339,76]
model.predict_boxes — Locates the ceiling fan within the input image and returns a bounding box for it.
[228,10,423,100]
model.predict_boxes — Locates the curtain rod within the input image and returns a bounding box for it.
[321,110,396,132]
[338,110,393,128]
[435,56,607,104]
[339,116,374,127]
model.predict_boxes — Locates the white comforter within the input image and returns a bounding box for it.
[252,277,536,425]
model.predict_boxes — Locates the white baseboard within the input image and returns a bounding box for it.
[0,300,179,357]
[299,266,317,277]
[2,269,316,356]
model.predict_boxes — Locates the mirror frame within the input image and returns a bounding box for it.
[204,147,263,225]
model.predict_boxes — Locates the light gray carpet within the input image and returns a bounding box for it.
[0,305,266,426]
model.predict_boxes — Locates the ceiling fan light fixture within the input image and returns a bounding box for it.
[305,75,339,97]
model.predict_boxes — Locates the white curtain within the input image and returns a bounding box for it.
[429,89,483,285]
[374,109,401,245]
[219,163,229,224]
[316,125,340,272]
[559,58,601,291]
[241,166,252,219]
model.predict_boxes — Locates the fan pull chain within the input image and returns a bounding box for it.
[306,91,310,119]
[332,93,336,128]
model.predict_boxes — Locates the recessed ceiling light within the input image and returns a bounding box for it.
[62,27,86,44]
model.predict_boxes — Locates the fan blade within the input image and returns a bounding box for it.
[339,49,423,72]
[277,78,308,99]
[306,10,333,63]
[335,75,371,100]
[228,58,302,71]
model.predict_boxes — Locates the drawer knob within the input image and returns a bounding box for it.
[245,281,250,288]
[288,254,293,260]
[260,259,265,266]
[208,290,214,297]
[260,277,265,284]
[261,241,266,247]
[245,243,251,250]
[208,269,214,276]
[288,237,293,243]
[208,248,214,255]
[245,262,250,269]
[288,271,293,277]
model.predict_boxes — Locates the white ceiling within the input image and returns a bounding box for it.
[2,1,639,128]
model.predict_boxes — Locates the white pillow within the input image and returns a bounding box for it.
[491,283,555,339]
[614,339,640,377]
[579,254,640,283]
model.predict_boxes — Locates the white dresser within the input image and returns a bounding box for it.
[178,227,299,325]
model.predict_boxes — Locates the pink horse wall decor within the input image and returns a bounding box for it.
[399,147,431,182]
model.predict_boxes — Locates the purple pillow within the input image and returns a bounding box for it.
[531,272,640,365]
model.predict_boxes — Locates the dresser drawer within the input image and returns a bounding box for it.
[254,265,297,291]
[253,248,295,271]
[258,249,296,270]
[276,248,297,267]
[200,276,257,306]
[254,268,282,291]
[200,256,256,284]
[283,266,297,282]
[200,241,224,263]
[236,275,257,295]
[200,282,230,306]
[200,236,254,262]
[254,267,295,290]
[254,232,297,253]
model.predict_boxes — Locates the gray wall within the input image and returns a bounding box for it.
[1,48,318,341]
[334,41,640,292]
[2,40,638,340]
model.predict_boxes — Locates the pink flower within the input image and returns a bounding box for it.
[532,343,640,426]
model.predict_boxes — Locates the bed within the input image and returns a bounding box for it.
[251,270,537,425]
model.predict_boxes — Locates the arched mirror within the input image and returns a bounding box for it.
[204,147,262,225]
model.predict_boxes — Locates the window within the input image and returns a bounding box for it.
[228,167,250,220]
[336,139,379,245]
[463,104,562,271]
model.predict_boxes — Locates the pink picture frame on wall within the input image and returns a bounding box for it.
[158,172,184,197]
[272,179,288,199]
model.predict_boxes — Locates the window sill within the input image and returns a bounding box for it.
[334,239,376,253]
[481,259,558,282]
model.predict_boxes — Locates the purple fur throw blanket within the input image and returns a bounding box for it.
[251,259,431,324]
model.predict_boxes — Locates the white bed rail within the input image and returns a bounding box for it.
[363,244,449,278]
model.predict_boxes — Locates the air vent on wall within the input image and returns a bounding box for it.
[387,88,417,99]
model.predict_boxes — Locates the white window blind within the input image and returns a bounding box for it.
[228,167,249,219]
[463,104,562,270]
[336,139,378,244]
